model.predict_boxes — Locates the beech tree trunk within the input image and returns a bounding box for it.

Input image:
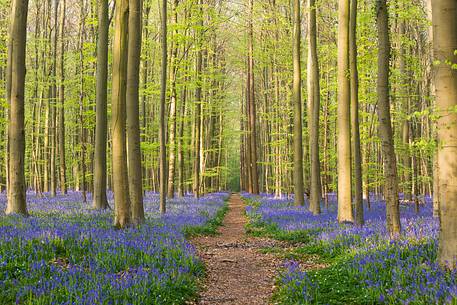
[50,0,58,197]
[92,0,109,210]
[337,0,353,223]
[167,0,179,198]
[350,0,363,225]
[5,0,29,216]
[292,0,304,206]
[308,0,321,214]
[247,0,259,195]
[112,0,131,228]
[159,0,168,212]
[58,0,67,195]
[193,0,203,199]
[376,0,401,236]
[127,0,145,223]
[432,0,457,269]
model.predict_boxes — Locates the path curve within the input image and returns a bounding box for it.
[191,193,281,305]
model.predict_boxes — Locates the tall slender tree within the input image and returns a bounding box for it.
[167,0,179,199]
[50,0,58,197]
[193,0,203,199]
[127,0,145,224]
[432,0,457,269]
[112,0,130,228]
[58,0,67,195]
[350,0,363,225]
[376,0,401,236]
[92,0,109,210]
[337,0,353,223]
[159,0,167,212]
[292,0,304,206]
[247,0,259,194]
[5,0,29,216]
[308,0,321,214]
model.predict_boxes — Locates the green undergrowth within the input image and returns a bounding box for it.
[273,262,378,305]
[183,201,229,237]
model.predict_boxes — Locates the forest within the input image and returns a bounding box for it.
[0,0,456,303]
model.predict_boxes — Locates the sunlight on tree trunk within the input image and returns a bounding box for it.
[93,0,109,210]
[432,0,457,269]
[308,0,321,214]
[112,0,131,228]
[5,0,28,216]
[292,0,304,207]
[337,0,353,223]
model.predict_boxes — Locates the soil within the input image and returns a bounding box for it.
[191,193,284,305]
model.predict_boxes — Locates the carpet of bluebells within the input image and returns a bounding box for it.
[0,191,229,305]
[244,193,457,305]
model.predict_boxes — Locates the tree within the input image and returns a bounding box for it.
[159,0,167,212]
[308,0,321,214]
[58,0,67,195]
[50,0,58,197]
[167,0,179,199]
[350,0,363,225]
[247,0,259,195]
[5,0,29,216]
[292,0,304,206]
[432,0,457,269]
[112,0,130,228]
[92,0,109,210]
[127,0,145,223]
[376,0,401,236]
[337,0,353,223]
[193,0,203,199]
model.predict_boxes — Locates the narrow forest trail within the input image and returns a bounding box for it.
[191,194,282,305]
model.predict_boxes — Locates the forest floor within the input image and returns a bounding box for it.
[191,194,284,305]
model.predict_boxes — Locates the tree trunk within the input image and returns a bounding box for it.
[127,0,145,223]
[350,0,363,225]
[193,0,203,199]
[167,0,179,198]
[92,0,109,209]
[58,0,67,195]
[5,0,28,216]
[247,0,259,194]
[308,0,321,213]
[50,0,58,197]
[78,0,87,204]
[177,76,187,197]
[399,18,411,202]
[159,0,168,212]
[337,0,353,223]
[112,0,131,228]
[376,0,401,237]
[432,0,457,269]
[292,0,304,206]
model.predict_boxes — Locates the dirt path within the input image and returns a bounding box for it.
[191,193,282,305]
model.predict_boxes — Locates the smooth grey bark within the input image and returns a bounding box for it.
[92,0,109,210]
[127,0,145,223]
[350,0,363,225]
[6,0,29,216]
[159,0,168,212]
[112,0,131,228]
[432,0,457,269]
[292,0,304,206]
